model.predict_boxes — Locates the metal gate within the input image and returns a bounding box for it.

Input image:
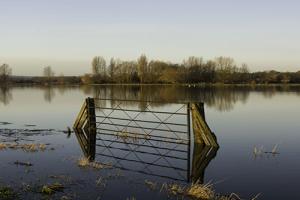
[73,98,218,182]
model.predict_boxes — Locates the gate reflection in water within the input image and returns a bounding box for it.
[74,98,219,183]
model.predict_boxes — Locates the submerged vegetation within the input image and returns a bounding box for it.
[144,180,261,200]
[0,186,17,200]
[77,157,112,170]
[160,182,215,199]
[116,130,151,143]
[41,183,64,195]
[0,143,47,152]
[0,127,261,199]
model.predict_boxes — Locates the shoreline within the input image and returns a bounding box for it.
[3,82,300,87]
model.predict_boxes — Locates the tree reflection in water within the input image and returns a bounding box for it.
[2,85,300,111]
[43,86,55,103]
[0,86,13,105]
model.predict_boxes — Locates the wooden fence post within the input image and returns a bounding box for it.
[189,102,219,183]
[73,98,96,161]
[86,97,96,160]
[73,100,87,130]
[191,103,218,147]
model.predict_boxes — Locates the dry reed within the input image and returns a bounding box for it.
[116,130,151,143]
[77,157,112,170]
[146,180,260,200]
[0,143,48,152]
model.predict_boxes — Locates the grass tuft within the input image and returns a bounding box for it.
[77,157,112,170]
[0,186,17,200]
[41,182,64,195]
[116,130,154,143]
[0,143,7,150]
[186,182,214,199]
[149,180,260,200]
[0,143,48,152]
[77,157,90,167]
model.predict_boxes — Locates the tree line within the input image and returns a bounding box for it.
[1,55,300,85]
[83,55,300,84]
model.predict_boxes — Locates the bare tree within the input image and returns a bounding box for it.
[108,58,116,80]
[214,57,236,83]
[183,56,203,68]
[215,57,235,71]
[241,63,249,73]
[0,64,12,83]
[92,56,106,76]
[137,54,148,83]
[43,66,55,83]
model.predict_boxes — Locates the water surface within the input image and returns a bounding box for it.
[1,85,300,199]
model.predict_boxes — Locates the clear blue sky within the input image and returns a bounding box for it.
[0,0,299,76]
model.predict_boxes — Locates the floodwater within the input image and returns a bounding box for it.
[0,85,300,200]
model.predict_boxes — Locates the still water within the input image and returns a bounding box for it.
[0,85,300,200]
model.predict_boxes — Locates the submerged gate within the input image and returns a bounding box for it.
[73,98,218,182]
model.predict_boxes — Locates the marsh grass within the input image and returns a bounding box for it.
[0,143,6,150]
[77,157,89,167]
[186,182,214,199]
[160,182,214,199]
[116,131,146,143]
[77,157,112,170]
[115,130,187,145]
[41,182,64,195]
[0,143,48,152]
[0,186,17,200]
[39,144,46,151]
[144,181,260,200]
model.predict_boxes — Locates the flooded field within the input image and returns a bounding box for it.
[1,85,300,200]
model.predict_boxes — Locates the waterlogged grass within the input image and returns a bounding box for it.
[77,157,90,167]
[186,183,214,199]
[116,131,149,143]
[0,170,260,200]
[115,131,188,144]
[77,157,112,170]
[144,180,261,200]
[0,143,47,152]
[0,128,263,199]
[41,182,64,195]
[0,143,6,150]
[0,186,17,200]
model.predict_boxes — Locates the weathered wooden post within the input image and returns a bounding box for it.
[189,102,219,183]
[191,103,218,147]
[187,102,191,182]
[86,97,96,159]
[191,145,218,183]
[73,97,96,161]
[73,99,87,130]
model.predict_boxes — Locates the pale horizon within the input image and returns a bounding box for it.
[1,0,299,76]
